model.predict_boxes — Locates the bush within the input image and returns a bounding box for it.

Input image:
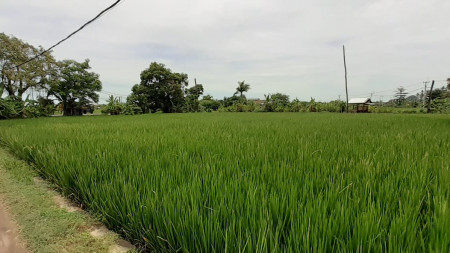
[431,98,450,113]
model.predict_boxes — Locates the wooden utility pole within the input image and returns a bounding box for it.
[343,45,349,113]
[427,80,435,113]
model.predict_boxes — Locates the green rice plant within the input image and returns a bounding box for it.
[0,113,449,252]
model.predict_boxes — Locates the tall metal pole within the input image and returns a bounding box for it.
[343,45,349,113]
[427,80,435,113]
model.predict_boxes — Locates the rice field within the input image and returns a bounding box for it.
[0,113,449,252]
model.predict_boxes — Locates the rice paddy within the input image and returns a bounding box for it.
[0,113,449,252]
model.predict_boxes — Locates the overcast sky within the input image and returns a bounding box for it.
[1,0,449,102]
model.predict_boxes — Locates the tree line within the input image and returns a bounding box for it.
[0,33,101,118]
[2,33,450,119]
[100,62,348,115]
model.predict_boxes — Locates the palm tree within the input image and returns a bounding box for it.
[235,81,250,98]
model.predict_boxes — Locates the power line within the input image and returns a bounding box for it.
[12,0,123,70]
[350,82,424,97]
[99,90,128,98]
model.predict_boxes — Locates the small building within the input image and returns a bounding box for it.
[348,98,372,113]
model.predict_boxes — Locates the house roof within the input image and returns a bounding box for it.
[348,98,372,104]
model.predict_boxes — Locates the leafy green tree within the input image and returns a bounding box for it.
[308,97,317,112]
[48,59,101,116]
[270,93,290,107]
[235,80,250,98]
[127,84,151,113]
[394,87,408,106]
[129,62,188,113]
[222,95,246,107]
[185,84,204,112]
[263,93,290,112]
[0,97,21,119]
[0,96,54,119]
[202,94,213,100]
[102,95,124,115]
[36,96,56,115]
[200,95,221,111]
[428,87,446,100]
[0,33,56,100]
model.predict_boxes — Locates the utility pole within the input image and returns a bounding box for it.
[370,92,374,99]
[427,80,435,113]
[422,81,430,106]
[343,45,349,113]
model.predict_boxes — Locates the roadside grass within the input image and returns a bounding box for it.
[0,147,132,253]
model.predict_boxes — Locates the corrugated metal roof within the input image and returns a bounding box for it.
[348,98,372,104]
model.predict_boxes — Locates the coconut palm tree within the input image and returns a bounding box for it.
[235,81,250,98]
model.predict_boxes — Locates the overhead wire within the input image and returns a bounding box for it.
[11,0,123,70]
[349,81,428,98]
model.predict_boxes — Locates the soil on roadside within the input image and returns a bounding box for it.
[0,200,29,253]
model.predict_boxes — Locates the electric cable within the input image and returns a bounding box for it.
[11,0,123,70]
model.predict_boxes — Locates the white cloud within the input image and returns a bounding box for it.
[1,0,449,102]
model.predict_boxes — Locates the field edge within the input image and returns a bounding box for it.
[0,146,137,253]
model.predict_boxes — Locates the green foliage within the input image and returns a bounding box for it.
[316,100,346,112]
[101,96,143,116]
[128,62,187,113]
[185,84,204,112]
[263,93,290,112]
[122,104,142,115]
[0,97,21,119]
[102,95,124,115]
[235,80,250,98]
[222,95,247,107]
[0,148,122,253]
[431,98,450,114]
[0,33,56,100]
[308,97,317,112]
[394,87,408,105]
[1,114,449,252]
[48,59,101,116]
[429,86,448,100]
[199,95,220,112]
[0,96,54,119]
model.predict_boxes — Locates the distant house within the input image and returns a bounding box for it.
[348,98,372,113]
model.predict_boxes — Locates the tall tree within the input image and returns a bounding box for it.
[0,33,56,100]
[127,84,151,113]
[185,84,204,112]
[235,80,250,98]
[128,62,188,113]
[48,59,101,116]
[394,87,408,105]
[263,93,290,112]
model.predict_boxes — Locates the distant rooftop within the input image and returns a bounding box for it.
[348,98,372,104]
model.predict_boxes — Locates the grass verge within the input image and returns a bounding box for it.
[0,146,133,253]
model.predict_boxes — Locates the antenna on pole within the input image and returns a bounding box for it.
[343,45,349,113]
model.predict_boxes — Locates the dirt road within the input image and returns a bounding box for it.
[0,200,29,253]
